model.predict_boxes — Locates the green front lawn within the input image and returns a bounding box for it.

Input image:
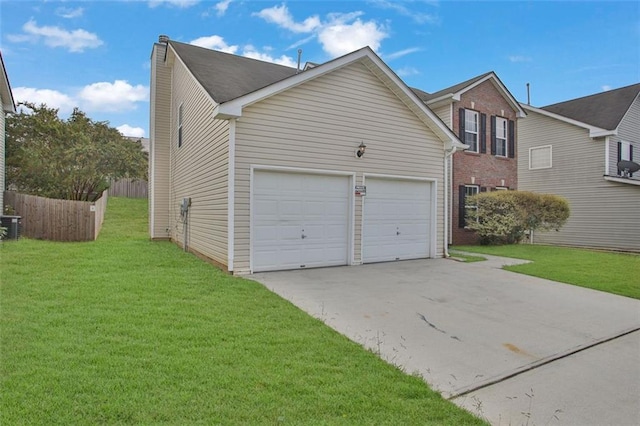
[1,197,484,425]
[454,244,640,299]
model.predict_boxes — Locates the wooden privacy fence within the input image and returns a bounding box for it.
[109,178,148,198]
[3,190,109,241]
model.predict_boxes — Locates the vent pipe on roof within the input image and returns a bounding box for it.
[296,49,302,74]
[526,82,530,105]
[159,34,170,43]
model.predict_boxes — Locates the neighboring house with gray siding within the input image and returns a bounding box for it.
[149,36,465,274]
[1,52,16,212]
[518,83,640,252]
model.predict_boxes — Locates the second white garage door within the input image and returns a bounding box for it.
[362,177,433,263]
[252,170,350,272]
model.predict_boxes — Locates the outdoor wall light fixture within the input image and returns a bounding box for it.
[356,141,367,158]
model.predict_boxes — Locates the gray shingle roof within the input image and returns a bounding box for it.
[411,71,494,102]
[542,83,640,130]
[169,41,298,103]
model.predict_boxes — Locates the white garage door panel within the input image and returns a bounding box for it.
[253,171,350,272]
[363,178,432,263]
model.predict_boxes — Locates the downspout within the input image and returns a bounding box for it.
[604,136,610,176]
[227,119,236,273]
[443,146,459,257]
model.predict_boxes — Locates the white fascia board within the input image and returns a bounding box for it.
[213,103,242,119]
[521,104,614,137]
[425,93,457,107]
[487,76,527,117]
[590,128,617,138]
[604,176,640,186]
[359,52,462,147]
[0,54,16,113]
[462,73,526,117]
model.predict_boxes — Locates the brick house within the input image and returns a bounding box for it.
[414,72,526,245]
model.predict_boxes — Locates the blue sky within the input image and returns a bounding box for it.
[1,1,638,138]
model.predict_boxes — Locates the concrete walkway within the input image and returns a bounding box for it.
[251,256,640,425]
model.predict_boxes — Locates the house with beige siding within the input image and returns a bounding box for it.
[149,36,465,274]
[413,72,526,245]
[518,83,640,252]
[1,52,17,212]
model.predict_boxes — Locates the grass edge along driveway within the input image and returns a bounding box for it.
[1,197,486,425]
[454,244,640,300]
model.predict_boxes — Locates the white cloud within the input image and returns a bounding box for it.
[254,4,321,33]
[509,55,532,63]
[318,19,387,57]
[56,7,84,19]
[13,80,149,118]
[602,85,612,91]
[148,0,199,8]
[286,34,316,50]
[254,5,387,58]
[13,87,76,114]
[396,66,420,77]
[78,80,148,112]
[9,19,103,53]
[189,35,238,53]
[241,46,297,67]
[371,0,439,24]
[215,0,232,16]
[117,124,145,138]
[384,47,422,61]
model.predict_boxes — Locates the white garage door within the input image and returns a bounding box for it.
[252,171,350,272]
[362,178,432,263]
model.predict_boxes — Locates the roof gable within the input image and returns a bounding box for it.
[415,72,492,102]
[188,46,465,150]
[412,71,525,117]
[542,83,640,131]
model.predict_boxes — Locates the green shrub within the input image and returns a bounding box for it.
[466,191,570,245]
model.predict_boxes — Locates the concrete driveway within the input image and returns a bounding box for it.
[251,255,640,425]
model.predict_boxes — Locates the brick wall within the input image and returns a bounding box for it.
[451,80,519,245]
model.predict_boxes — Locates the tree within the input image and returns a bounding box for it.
[5,103,148,201]
[466,191,570,245]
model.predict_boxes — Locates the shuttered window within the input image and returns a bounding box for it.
[464,110,479,152]
[459,108,486,153]
[491,116,515,158]
[459,185,480,228]
[494,117,507,156]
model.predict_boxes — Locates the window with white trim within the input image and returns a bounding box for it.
[465,110,479,152]
[529,145,552,170]
[495,117,508,157]
[619,141,632,161]
[618,141,634,177]
[494,186,508,191]
[178,103,184,148]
